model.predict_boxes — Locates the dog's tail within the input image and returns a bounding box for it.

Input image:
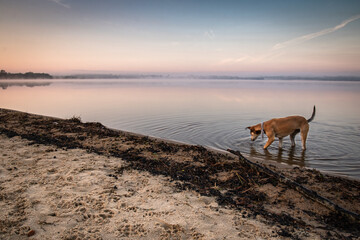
[307,105,316,123]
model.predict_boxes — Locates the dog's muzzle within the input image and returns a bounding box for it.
[251,135,258,141]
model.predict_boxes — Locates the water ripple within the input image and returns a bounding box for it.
[105,112,360,179]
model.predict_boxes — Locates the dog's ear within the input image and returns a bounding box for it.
[245,126,251,130]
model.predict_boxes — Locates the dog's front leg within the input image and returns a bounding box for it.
[263,135,275,150]
[278,137,283,148]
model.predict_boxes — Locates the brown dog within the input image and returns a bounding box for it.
[247,106,316,150]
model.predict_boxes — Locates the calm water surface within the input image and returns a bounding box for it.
[1,79,360,179]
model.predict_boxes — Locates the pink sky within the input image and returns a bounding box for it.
[1,1,359,75]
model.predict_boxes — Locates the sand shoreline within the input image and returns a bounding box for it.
[1,108,360,239]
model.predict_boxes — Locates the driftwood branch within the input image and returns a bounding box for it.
[227,149,360,222]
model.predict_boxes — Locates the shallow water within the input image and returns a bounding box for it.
[1,78,360,179]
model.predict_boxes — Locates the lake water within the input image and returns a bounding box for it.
[1,78,360,179]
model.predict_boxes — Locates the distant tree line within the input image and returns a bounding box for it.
[0,70,53,79]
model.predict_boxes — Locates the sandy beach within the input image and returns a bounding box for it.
[1,108,359,239]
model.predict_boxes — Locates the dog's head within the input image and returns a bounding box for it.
[246,124,261,141]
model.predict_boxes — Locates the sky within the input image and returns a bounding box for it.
[0,0,359,75]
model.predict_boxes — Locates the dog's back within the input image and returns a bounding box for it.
[268,116,307,138]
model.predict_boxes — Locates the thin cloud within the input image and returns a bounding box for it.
[204,29,215,40]
[171,41,180,46]
[49,0,70,9]
[272,14,360,50]
[219,14,360,66]
[219,56,252,64]
[219,50,285,65]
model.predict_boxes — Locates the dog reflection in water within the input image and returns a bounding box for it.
[249,145,306,167]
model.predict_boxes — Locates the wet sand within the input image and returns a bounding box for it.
[0,108,359,239]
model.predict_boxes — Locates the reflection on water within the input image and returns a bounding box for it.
[1,78,360,179]
[0,80,51,90]
[249,146,306,167]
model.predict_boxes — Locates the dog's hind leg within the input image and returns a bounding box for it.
[300,126,309,150]
[290,129,300,147]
